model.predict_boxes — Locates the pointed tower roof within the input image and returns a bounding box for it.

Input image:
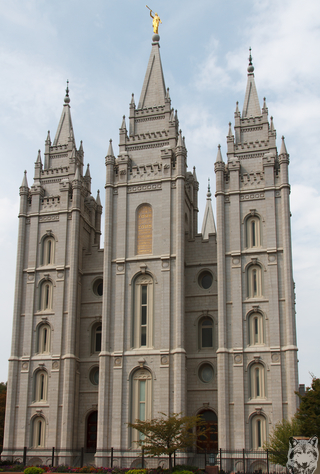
[21,170,28,188]
[36,149,42,164]
[280,136,288,155]
[201,179,216,239]
[107,139,115,157]
[96,189,101,206]
[53,81,75,146]
[138,36,166,109]
[216,144,223,162]
[242,49,261,118]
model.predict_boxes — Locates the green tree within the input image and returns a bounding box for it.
[295,376,320,439]
[127,412,205,471]
[264,417,301,466]
[0,382,7,451]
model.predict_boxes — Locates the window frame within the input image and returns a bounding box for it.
[32,416,46,448]
[248,313,264,346]
[133,274,153,349]
[246,215,261,249]
[131,368,152,445]
[199,316,214,350]
[250,363,266,400]
[34,369,48,402]
[37,323,51,354]
[251,415,266,449]
[247,264,262,299]
[91,322,102,354]
[42,236,55,266]
[40,280,53,311]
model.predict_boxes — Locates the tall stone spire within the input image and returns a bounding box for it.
[138,35,166,109]
[242,48,261,118]
[53,81,75,146]
[201,179,216,239]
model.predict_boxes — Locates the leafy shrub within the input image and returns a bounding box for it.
[24,468,45,474]
[172,470,193,474]
[126,470,147,474]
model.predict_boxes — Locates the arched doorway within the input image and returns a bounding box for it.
[197,409,218,453]
[86,411,98,451]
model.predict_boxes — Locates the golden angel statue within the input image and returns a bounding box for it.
[146,6,162,34]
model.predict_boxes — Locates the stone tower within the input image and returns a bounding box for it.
[215,51,298,450]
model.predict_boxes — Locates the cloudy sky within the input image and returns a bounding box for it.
[0,0,319,390]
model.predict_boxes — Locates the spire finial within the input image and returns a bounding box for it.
[64,80,70,104]
[247,47,254,74]
[207,178,211,199]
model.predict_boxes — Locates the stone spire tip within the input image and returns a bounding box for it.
[64,80,70,104]
[247,47,254,74]
[207,178,211,199]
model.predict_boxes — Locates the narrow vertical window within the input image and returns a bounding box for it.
[131,369,152,446]
[246,216,261,248]
[247,265,262,298]
[34,370,48,402]
[141,286,147,346]
[91,323,102,354]
[134,275,153,348]
[42,236,55,265]
[37,324,51,354]
[40,281,53,311]
[32,417,46,447]
[199,317,213,349]
[250,364,265,399]
[251,415,266,449]
[248,313,264,346]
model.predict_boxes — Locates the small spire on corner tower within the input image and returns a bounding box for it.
[248,47,254,74]
[177,129,183,147]
[280,136,288,156]
[121,115,127,130]
[107,139,115,157]
[45,130,51,145]
[21,170,28,188]
[85,163,91,178]
[64,80,70,104]
[130,93,135,108]
[96,189,101,206]
[36,149,42,164]
[216,144,223,162]
[270,116,275,132]
[228,122,233,138]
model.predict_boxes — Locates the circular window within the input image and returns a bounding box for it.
[90,367,99,385]
[198,271,213,289]
[93,278,103,296]
[199,363,214,383]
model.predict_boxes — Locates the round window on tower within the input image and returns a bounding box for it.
[89,367,99,385]
[92,278,103,297]
[198,271,213,290]
[198,363,214,384]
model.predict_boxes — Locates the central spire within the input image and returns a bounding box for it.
[242,48,261,118]
[53,81,75,146]
[138,35,166,109]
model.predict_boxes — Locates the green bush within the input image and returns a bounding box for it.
[172,470,194,474]
[126,470,147,474]
[173,467,199,472]
[24,468,44,474]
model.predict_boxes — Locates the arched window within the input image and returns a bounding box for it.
[131,369,152,445]
[251,415,266,449]
[37,324,51,354]
[34,370,48,402]
[91,323,102,354]
[250,364,265,399]
[199,317,213,349]
[32,416,46,448]
[137,204,152,255]
[133,274,153,348]
[246,216,261,248]
[42,236,55,265]
[247,264,262,298]
[40,280,53,311]
[248,313,264,346]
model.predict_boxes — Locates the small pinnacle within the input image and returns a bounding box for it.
[247,47,254,73]
[207,178,211,198]
[64,80,70,104]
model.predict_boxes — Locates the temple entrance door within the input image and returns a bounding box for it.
[86,411,98,451]
[197,409,218,452]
